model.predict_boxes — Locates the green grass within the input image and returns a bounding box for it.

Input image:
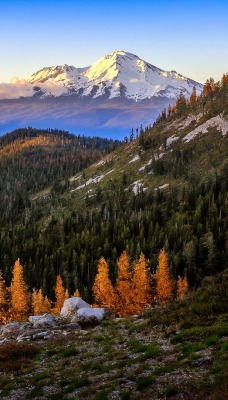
[64,377,90,393]
[139,343,161,361]
[136,375,156,390]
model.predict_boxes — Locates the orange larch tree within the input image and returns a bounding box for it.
[73,289,80,297]
[177,276,189,300]
[10,258,30,321]
[92,257,115,310]
[115,251,133,316]
[0,269,8,323]
[155,249,174,304]
[54,275,65,313]
[32,288,51,315]
[132,252,152,314]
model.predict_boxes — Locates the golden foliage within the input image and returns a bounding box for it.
[177,276,189,300]
[10,259,30,321]
[132,253,152,314]
[32,289,51,315]
[155,249,174,304]
[115,251,134,316]
[92,257,115,309]
[54,275,65,313]
[73,289,80,297]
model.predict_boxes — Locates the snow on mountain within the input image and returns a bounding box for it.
[25,50,203,101]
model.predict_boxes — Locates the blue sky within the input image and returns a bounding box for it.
[0,0,227,84]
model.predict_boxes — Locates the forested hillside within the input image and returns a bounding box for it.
[0,75,227,302]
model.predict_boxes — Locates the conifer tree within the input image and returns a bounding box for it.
[190,86,197,106]
[115,251,133,316]
[73,289,80,297]
[65,289,69,300]
[177,276,189,299]
[54,275,65,313]
[92,257,115,309]
[0,270,8,323]
[132,253,152,314]
[43,296,51,313]
[32,288,51,315]
[10,259,30,321]
[155,249,174,304]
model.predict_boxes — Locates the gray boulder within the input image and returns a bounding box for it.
[28,313,57,328]
[77,307,105,321]
[60,297,91,317]
[0,322,31,339]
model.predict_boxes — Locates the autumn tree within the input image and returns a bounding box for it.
[65,289,69,300]
[132,253,152,314]
[32,288,51,315]
[54,275,65,314]
[0,269,8,323]
[73,289,80,297]
[190,86,197,106]
[92,257,115,310]
[10,259,30,321]
[177,276,189,300]
[155,249,174,304]
[115,251,133,316]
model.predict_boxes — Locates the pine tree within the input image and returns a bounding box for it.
[92,257,115,309]
[132,253,152,314]
[115,251,133,316]
[177,276,189,300]
[32,288,51,315]
[10,259,30,321]
[65,289,69,300]
[43,296,51,313]
[54,275,65,314]
[73,289,80,297]
[0,269,8,323]
[155,249,174,304]
[190,86,197,106]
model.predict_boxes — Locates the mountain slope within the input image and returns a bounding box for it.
[0,78,227,299]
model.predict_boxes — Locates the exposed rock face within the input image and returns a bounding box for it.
[28,313,57,328]
[77,307,105,321]
[60,297,91,317]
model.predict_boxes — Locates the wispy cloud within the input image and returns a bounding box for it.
[0,77,34,99]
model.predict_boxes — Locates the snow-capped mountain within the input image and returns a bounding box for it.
[27,50,203,101]
[0,51,204,138]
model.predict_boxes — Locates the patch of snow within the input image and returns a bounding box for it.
[154,152,164,160]
[69,174,82,183]
[166,135,179,147]
[138,158,152,172]
[70,169,114,192]
[155,183,169,191]
[129,154,140,163]
[183,115,228,143]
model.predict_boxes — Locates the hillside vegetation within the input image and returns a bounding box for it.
[0,75,227,302]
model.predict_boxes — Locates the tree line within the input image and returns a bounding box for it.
[0,249,188,322]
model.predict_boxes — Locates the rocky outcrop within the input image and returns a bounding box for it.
[60,297,91,317]
[0,317,81,344]
[28,313,57,328]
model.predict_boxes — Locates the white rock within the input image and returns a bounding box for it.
[77,307,105,321]
[28,313,57,328]
[60,297,91,317]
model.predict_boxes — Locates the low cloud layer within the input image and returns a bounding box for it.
[0,77,69,99]
[0,77,34,99]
